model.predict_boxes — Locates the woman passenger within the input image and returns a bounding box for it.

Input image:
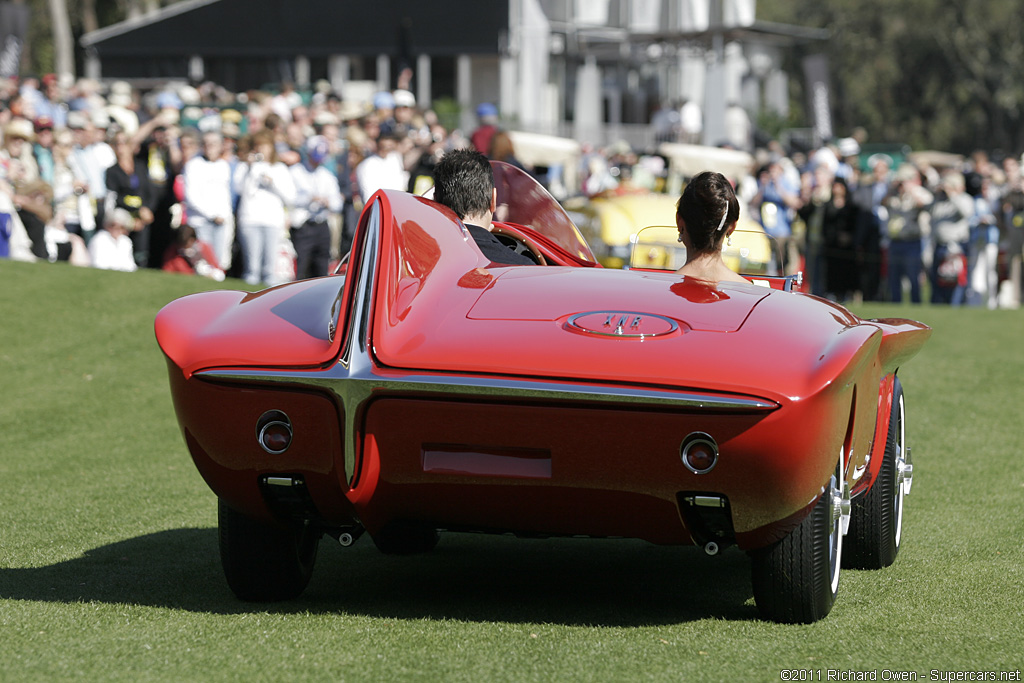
[675,170,748,284]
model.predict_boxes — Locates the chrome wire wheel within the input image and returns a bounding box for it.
[827,461,851,596]
[892,392,909,548]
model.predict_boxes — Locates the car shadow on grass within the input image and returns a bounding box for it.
[0,528,759,625]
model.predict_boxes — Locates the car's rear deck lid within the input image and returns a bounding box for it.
[467,268,769,332]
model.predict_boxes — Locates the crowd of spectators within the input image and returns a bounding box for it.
[582,128,1023,309]
[737,138,1023,308]
[0,72,463,283]
[2,73,1022,308]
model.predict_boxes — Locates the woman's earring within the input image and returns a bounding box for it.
[727,235,732,247]
[677,233,684,243]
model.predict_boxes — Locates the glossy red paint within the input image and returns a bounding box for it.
[164,361,353,524]
[156,162,930,561]
[155,277,345,378]
[350,390,851,545]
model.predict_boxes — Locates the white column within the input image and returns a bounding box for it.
[328,55,350,95]
[574,0,609,24]
[457,54,473,132]
[573,56,602,144]
[295,56,310,88]
[702,33,727,146]
[517,0,550,128]
[416,54,431,109]
[723,41,745,103]
[189,55,204,82]
[766,69,789,118]
[377,54,390,92]
[724,0,756,26]
[500,54,517,127]
[85,50,102,80]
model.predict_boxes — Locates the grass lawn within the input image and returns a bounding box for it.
[1,259,1021,682]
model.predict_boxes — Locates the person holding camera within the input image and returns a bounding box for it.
[289,136,342,280]
[752,159,802,274]
[882,164,933,303]
[232,129,296,286]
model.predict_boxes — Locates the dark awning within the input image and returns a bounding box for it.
[82,0,509,58]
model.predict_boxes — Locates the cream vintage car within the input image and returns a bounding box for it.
[566,143,765,270]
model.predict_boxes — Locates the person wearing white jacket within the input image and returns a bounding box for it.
[183,131,234,270]
[233,130,296,285]
[89,207,137,272]
[290,136,343,280]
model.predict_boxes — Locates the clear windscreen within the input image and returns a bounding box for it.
[629,227,783,277]
[490,161,598,263]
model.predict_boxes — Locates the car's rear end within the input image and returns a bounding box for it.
[155,178,929,622]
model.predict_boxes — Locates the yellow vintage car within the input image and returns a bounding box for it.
[565,191,679,269]
[629,225,776,275]
[566,190,775,273]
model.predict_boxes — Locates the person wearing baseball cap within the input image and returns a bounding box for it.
[289,135,342,280]
[471,103,499,157]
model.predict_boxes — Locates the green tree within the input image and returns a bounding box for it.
[18,0,181,78]
[760,0,1024,154]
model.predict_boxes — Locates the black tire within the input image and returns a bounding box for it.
[218,498,319,601]
[371,521,440,555]
[843,376,906,569]
[750,462,844,623]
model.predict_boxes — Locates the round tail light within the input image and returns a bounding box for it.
[257,410,292,454]
[681,433,719,474]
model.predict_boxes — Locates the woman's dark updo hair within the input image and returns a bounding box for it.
[676,171,739,254]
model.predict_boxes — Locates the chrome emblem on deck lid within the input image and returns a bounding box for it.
[566,311,679,339]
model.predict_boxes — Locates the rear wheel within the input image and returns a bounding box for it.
[218,498,319,601]
[844,377,909,569]
[750,461,846,623]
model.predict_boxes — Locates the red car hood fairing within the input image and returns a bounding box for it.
[155,276,344,377]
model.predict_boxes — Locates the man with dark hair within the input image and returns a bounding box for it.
[432,148,536,265]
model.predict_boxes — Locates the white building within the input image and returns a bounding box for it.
[81,0,826,150]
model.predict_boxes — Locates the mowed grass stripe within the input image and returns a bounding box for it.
[1,259,1021,681]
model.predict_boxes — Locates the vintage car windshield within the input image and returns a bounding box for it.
[629,225,783,277]
[490,161,598,264]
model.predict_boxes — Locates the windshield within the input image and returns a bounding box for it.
[491,161,597,263]
[630,226,782,276]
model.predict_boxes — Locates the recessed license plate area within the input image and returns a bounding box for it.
[356,396,756,542]
[422,445,552,479]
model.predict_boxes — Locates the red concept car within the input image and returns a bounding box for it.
[155,163,930,623]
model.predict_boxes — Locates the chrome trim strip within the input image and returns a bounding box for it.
[336,201,382,482]
[202,365,778,412]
